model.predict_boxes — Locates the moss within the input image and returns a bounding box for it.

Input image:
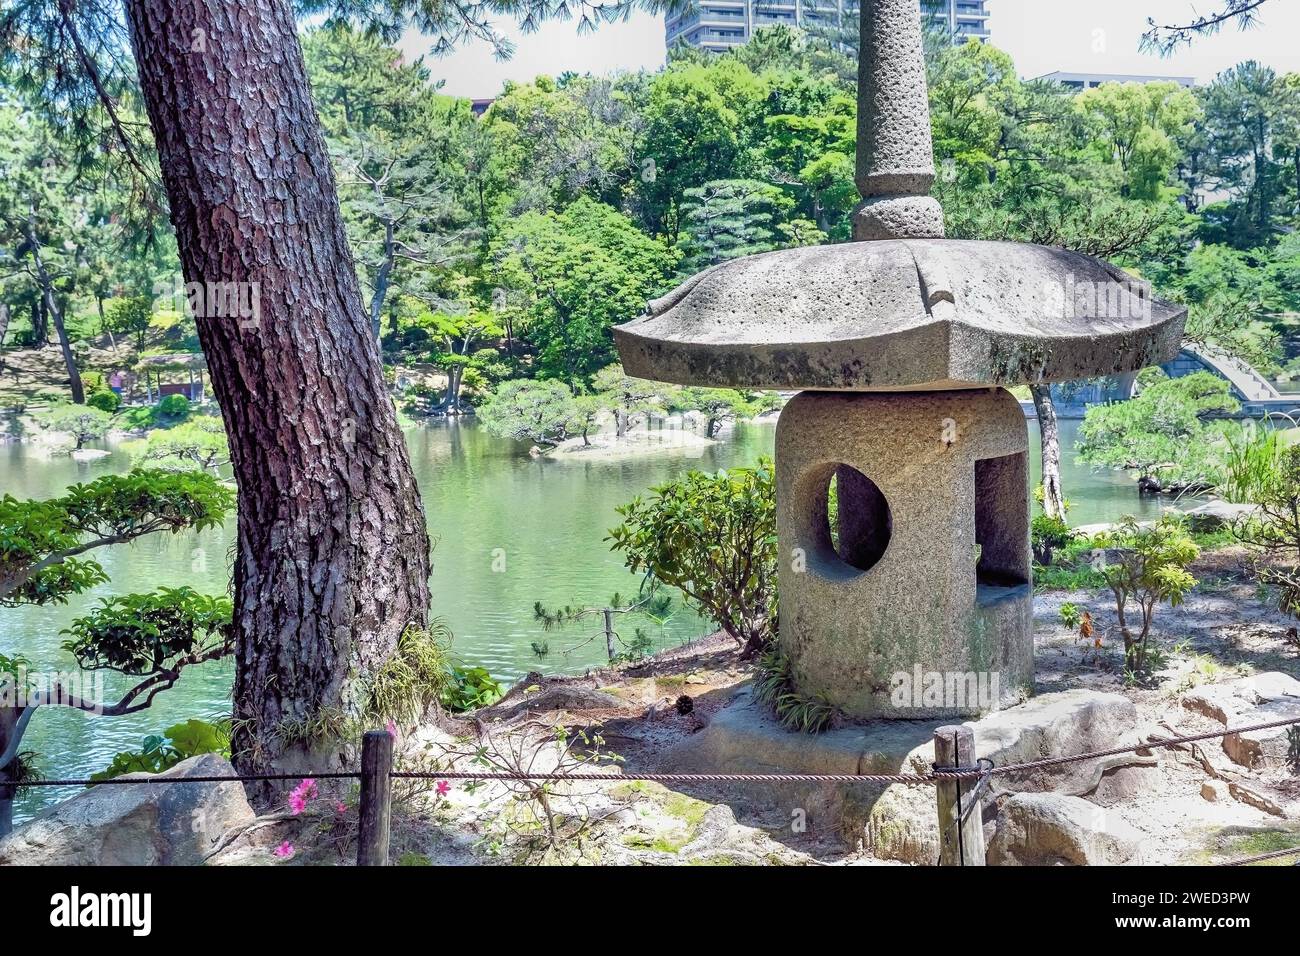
[608,779,653,800]
[1194,827,1300,865]
[622,831,688,854]
[662,791,711,829]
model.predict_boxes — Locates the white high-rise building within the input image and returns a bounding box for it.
[665,0,990,54]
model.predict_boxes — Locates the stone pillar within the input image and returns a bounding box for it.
[853,0,945,241]
[775,388,1033,718]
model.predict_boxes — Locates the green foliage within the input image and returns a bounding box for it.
[1031,514,1073,565]
[104,296,154,350]
[678,179,793,271]
[490,197,676,384]
[1216,419,1287,504]
[0,469,234,607]
[1092,516,1200,674]
[1074,82,1201,201]
[1059,602,1083,629]
[36,403,112,450]
[364,621,454,725]
[91,719,232,782]
[533,587,673,662]
[668,386,756,439]
[478,379,578,450]
[86,389,122,414]
[156,394,191,421]
[1078,372,1239,488]
[611,628,655,664]
[1229,445,1300,617]
[752,644,837,734]
[61,588,233,676]
[127,417,230,472]
[609,459,777,654]
[1034,563,1109,593]
[441,666,504,713]
[590,363,669,435]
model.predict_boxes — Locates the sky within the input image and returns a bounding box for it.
[401,0,1300,99]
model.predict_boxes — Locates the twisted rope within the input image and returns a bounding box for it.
[10,713,1298,788]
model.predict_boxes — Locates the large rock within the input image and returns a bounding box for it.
[1181,672,1300,726]
[987,792,1144,865]
[1222,697,1300,770]
[0,754,255,866]
[668,687,1145,864]
[1181,672,1300,769]
[1182,499,1257,533]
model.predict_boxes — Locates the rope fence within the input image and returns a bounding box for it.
[6,712,1300,867]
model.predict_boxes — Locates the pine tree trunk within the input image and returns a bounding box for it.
[1030,384,1065,520]
[26,222,85,403]
[31,300,48,347]
[125,0,431,777]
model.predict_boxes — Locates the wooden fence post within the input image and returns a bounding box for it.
[934,724,986,866]
[357,729,394,867]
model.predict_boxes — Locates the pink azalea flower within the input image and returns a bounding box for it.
[385,719,399,740]
[436,780,450,796]
[335,801,347,814]
[273,841,294,859]
[287,778,318,816]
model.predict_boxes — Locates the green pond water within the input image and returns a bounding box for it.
[1,414,1163,820]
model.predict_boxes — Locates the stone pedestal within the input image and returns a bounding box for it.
[775,387,1033,718]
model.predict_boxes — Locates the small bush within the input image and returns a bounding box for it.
[1093,516,1199,675]
[86,389,121,414]
[157,394,191,420]
[1031,513,1072,565]
[92,718,231,781]
[35,403,112,450]
[609,459,777,656]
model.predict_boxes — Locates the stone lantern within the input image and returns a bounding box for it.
[613,0,1186,719]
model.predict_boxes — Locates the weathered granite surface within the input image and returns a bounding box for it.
[668,687,1144,864]
[776,387,1033,718]
[0,754,254,866]
[853,0,945,240]
[613,239,1186,391]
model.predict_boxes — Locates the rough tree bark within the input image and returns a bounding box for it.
[1030,384,1065,520]
[124,0,432,776]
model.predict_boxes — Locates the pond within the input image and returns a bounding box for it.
[2,414,1163,820]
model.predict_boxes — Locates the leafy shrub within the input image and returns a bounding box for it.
[1031,513,1072,565]
[104,296,154,350]
[1230,445,1300,616]
[1092,516,1199,675]
[441,666,504,712]
[478,379,577,450]
[62,587,233,675]
[86,389,121,414]
[127,417,229,471]
[35,403,112,450]
[92,719,231,781]
[609,459,777,656]
[156,394,191,421]
[1078,372,1238,490]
